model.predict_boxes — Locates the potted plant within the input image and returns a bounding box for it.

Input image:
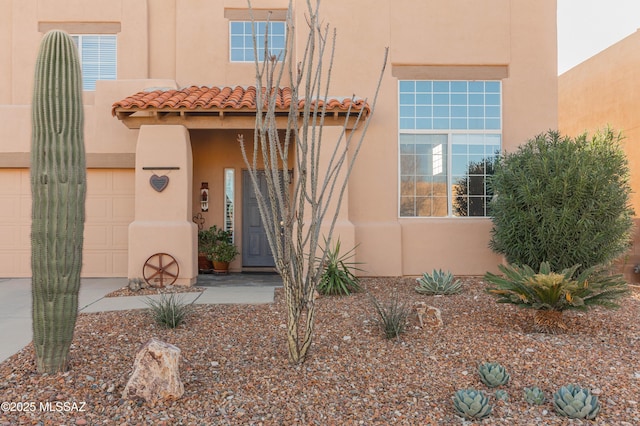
[198,225,232,272]
[207,240,239,274]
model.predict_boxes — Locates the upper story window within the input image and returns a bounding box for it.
[229,21,286,62]
[71,35,117,91]
[399,80,502,218]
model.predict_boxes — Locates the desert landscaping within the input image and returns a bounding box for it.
[1,277,638,425]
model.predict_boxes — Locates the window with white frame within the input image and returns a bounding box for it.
[229,21,286,62]
[71,35,116,91]
[399,80,501,217]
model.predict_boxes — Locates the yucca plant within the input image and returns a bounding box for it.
[485,261,629,333]
[146,293,192,329]
[478,362,510,388]
[370,291,411,339]
[317,237,363,296]
[415,269,462,295]
[523,386,546,405]
[553,384,601,420]
[452,389,493,420]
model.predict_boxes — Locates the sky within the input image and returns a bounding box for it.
[557,0,640,74]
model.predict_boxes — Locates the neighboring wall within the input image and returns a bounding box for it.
[559,30,640,283]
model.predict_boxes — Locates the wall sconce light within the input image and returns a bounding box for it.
[200,182,209,212]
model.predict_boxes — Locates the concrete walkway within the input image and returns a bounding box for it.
[0,274,281,363]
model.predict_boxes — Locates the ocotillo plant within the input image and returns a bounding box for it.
[31,30,86,373]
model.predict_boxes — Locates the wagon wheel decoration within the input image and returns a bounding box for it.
[143,253,179,287]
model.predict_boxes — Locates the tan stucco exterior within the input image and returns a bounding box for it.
[559,29,640,282]
[0,0,558,280]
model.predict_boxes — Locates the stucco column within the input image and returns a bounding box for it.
[128,125,197,286]
[315,126,356,255]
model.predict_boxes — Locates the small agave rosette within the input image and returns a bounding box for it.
[452,389,493,420]
[553,384,601,420]
[523,386,546,405]
[495,389,509,401]
[478,362,510,388]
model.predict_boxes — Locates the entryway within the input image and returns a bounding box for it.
[242,170,276,268]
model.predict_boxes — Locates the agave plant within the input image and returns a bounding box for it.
[523,386,546,405]
[495,389,509,401]
[485,261,629,333]
[553,384,601,420]
[452,389,492,420]
[478,362,510,388]
[415,269,462,295]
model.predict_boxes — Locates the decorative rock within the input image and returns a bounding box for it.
[414,302,443,328]
[127,278,143,292]
[122,338,184,404]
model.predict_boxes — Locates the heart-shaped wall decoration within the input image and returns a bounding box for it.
[150,174,169,192]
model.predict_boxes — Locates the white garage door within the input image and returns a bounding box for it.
[0,169,134,277]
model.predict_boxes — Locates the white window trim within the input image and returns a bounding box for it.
[228,20,286,63]
[398,129,501,218]
[397,79,503,219]
[71,34,117,91]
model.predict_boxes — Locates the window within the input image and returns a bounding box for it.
[229,21,286,62]
[224,168,235,242]
[71,35,116,91]
[399,80,501,217]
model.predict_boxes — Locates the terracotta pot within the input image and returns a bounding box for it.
[198,254,212,272]
[212,261,229,274]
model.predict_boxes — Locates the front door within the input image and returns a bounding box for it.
[242,171,276,267]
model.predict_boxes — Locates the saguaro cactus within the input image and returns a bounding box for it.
[31,30,86,373]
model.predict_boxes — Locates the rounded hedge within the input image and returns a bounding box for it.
[489,129,634,272]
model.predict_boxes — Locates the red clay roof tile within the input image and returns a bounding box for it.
[111,85,369,117]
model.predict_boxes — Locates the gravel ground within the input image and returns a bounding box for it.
[104,286,205,298]
[1,277,639,425]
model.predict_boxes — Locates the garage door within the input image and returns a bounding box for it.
[83,169,134,277]
[0,169,134,278]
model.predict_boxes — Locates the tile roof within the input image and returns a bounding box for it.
[111,85,370,117]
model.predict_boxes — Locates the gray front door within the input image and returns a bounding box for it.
[242,171,276,267]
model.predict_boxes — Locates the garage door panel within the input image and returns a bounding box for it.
[86,198,110,221]
[113,196,134,219]
[113,171,135,194]
[112,225,128,248]
[0,198,20,218]
[81,252,110,276]
[84,225,109,249]
[0,226,19,248]
[19,196,31,217]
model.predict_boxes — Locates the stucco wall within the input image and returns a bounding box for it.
[0,0,558,278]
[559,30,640,282]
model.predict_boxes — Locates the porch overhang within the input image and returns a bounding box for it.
[112,85,370,130]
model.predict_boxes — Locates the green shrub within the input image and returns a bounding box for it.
[489,129,634,273]
[370,291,411,339]
[485,261,628,333]
[317,237,362,296]
[415,269,462,295]
[146,293,192,329]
